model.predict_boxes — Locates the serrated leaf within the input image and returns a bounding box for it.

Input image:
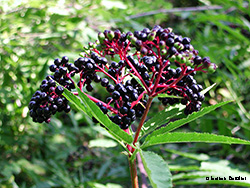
[142,132,250,148]
[175,178,250,187]
[168,149,250,186]
[140,106,182,139]
[139,150,172,188]
[173,160,250,186]
[140,84,217,139]
[59,83,88,114]
[165,148,209,161]
[76,87,133,144]
[145,100,233,140]
[157,94,183,99]
[169,165,200,171]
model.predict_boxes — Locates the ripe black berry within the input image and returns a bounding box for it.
[61,56,69,64]
[193,56,202,65]
[113,114,122,124]
[55,86,64,95]
[122,116,131,125]
[101,78,109,87]
[120,106,128,115]
[93,74,101,82]
[112,91,120,100]
[106,84,115,92]
[120,123,129,130]
[86,84,93,92]
[49,64,57,72]
[182,37,191,44]
[54,58,61,66]
[131,92,138,101]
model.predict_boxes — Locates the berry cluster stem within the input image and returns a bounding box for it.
[129,97,153,187]
[124,56,151,94]
[132,97,153,150]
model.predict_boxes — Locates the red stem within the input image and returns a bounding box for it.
[73,92,118,114]
[132,97,153,152]
[124,55,151,94]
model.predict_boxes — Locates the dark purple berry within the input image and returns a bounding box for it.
[113,114,122,124]
[54,58,61,66]
[122,116,131,125]
[55,86,64,95]
[120,106,128,115]
[120,123,129,130]
[112,91,120,100]
[93,74,101,82]
[106,84,115,92]
[62,56,69,64]
[131,93,138,101]
[101,78,109,87]
[100,106,108,114]
[86,84,93,92]
[193,56,202,65]
[182,37,191,44]
[49,64,57,72]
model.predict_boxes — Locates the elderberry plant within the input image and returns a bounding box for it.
[28,25,250,188]
[29,25,216,125]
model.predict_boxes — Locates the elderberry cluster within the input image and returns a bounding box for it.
[29,25,216,129]
[29,56,76,123]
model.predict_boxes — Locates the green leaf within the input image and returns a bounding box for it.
[76,87,133,144]
[165,148,209,161]
[175,178,250,187]
[142,132,250,148]
[140,105,183,139]
[60,84,88,115]
[173,159,250,186]
[139,150,172,188]
[169,164,200,172]
[213,21,250,44]
[200,83,216,95]
[146,100,233,140]
[129,72,147,92]
[88,182,123,188]
[17,159,46,175]
[89,138,118,148]
[140,84,217,139]
[157,94,183,99]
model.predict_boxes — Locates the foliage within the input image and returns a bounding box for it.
[1,0,250,187]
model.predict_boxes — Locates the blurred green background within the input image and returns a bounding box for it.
[1,0,250,187]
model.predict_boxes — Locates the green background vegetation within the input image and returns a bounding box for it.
[1,0,250,187]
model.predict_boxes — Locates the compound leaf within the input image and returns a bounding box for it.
[145,100,233,141]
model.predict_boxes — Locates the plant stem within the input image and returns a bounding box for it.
[132,97,154,152]
[129,158,139,188]
[128,97,153,188]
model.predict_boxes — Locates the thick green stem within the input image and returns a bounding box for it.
[129,158,139,188]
